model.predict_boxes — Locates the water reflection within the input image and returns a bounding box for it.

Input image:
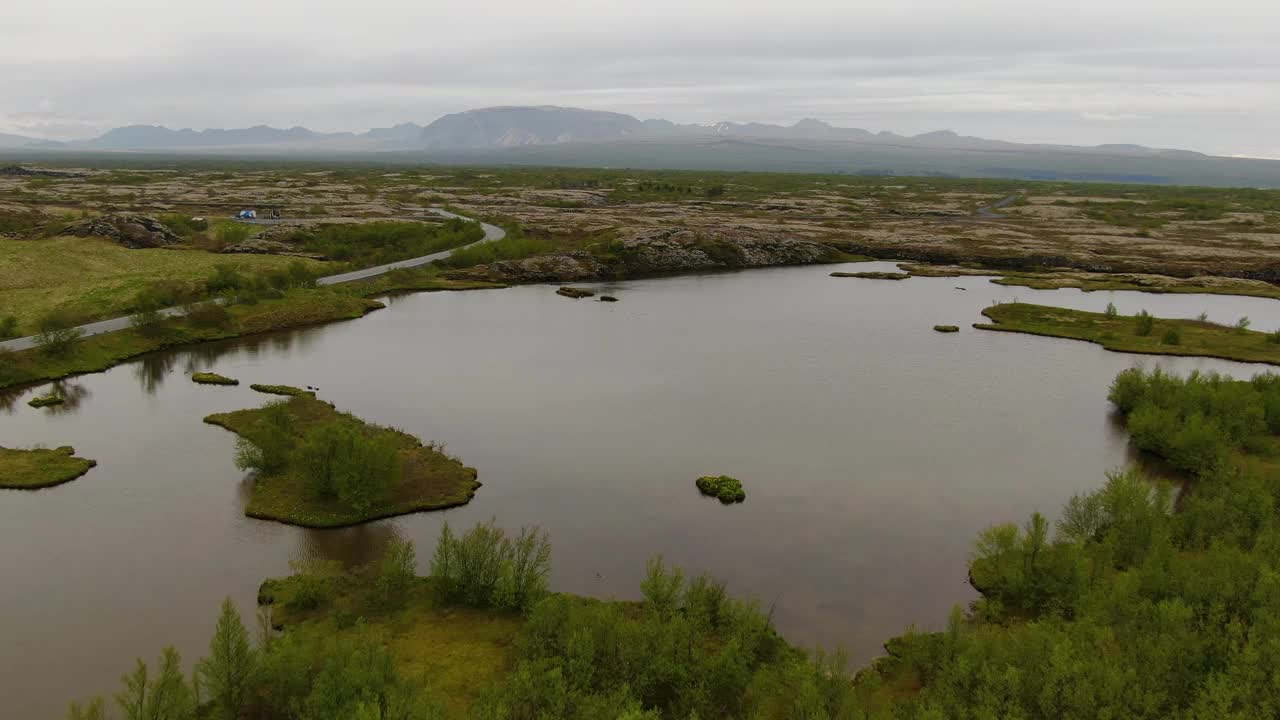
[43,380,91,415]
[134,352,178,395]
[298,523,402,568]
[0,386,22,414]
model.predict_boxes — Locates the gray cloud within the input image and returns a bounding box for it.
[2,0,1277,156]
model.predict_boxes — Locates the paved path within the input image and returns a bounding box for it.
[0,208,504,353]
[974,192,1023,219]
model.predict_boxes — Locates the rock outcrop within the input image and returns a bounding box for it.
[447,227,841,284]
[63,214,180,248]
[221,237,324,259]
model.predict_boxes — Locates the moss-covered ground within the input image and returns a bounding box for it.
[0,445,97,489]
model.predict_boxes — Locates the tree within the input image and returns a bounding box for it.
[1134,310,1155,337]
[66,697,107,720]
[115,648,194,720]
[375,539,417,609]
[35,308,85,357]
[130,308,169,338]
[1104,302,1118,319]
[197,599,256,720]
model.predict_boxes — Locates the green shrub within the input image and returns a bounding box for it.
[696,474,746,503]
[0,315,18,339]
[184,302,232,329]
[1235,316,1252,334]
[1161,326,1182,345]
[428,520,551,611]
[296,423,401,513]
[1104,302,1119,319]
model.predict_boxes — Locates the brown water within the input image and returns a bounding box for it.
[3,263,1278,718]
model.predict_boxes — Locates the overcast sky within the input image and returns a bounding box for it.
[3,0,1277,157]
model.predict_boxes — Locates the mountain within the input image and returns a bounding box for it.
[418,106,645,149]
[85,124,339,149]
[0,132,65,149]
[5,106,1277,187]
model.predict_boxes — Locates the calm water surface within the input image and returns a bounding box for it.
[3,263,1278,718]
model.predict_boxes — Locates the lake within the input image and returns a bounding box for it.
[3,262,1278,718]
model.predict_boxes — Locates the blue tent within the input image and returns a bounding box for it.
[236,209,257,219]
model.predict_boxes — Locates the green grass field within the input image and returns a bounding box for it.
[0,235,322,334]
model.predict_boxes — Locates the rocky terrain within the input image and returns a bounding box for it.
[2,165,1279,289]
[63,213,180,248]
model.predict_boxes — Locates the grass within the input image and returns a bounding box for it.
[203,396,481,527]
[258,567,523,717]
[250,384,314,397]
[0,289,383,391]
[191,372,238,386]
[831,271,910,280]
[27,390,64,407]
[977,303,1280,365]
[0,446,97,489]
[696,474,746,503]
[933,325,960,333]
[991,272,1280,300]
[0,235,322,334]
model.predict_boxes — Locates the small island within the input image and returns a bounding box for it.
[977,303,1280,365]
[0,446,97,489]
[192,372,239,386]
[556,286,596,298]
[250,384,315,397]
[933,325,960,333]
[204,395,480,527]
[831,271,910,280]
[27,391,65,408]
[696,474,746,504]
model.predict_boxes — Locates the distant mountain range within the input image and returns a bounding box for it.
[2,106,1278,187]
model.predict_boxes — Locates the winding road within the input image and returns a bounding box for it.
[0,209,505,353]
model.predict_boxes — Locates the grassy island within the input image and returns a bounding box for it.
[0,446,97,489]
[696,474,746,503]
[977,302,1280,365]
[555,286,595,298]
[830,271,910,280]
[203,395,479,527]
[27,391,64,408]
[933,324,960,333]
[191,372,238,386]
[250,383,314,397]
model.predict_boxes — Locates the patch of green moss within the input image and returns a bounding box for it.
[933,325,960,333]
[0,445,97,489]
[696,474,746,504]
[192,372,239,386]
[250,384,315,398]
[27,391,64,408]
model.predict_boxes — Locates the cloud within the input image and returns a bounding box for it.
[0,0,1276,157]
